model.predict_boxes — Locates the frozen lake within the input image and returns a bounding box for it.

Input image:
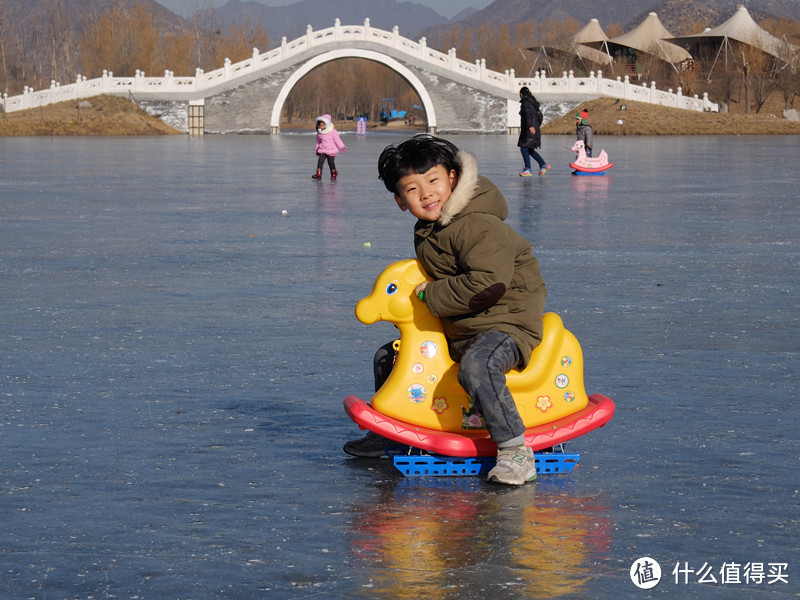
[1,132,797,599]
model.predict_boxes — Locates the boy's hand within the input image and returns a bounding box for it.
[414,281,428,302]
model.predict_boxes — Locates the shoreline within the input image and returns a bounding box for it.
[1,95,798,136]
[541,97,800,136]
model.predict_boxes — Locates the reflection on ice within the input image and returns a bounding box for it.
[348,476,611,599]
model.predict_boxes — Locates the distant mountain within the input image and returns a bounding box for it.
[701,0,800,20]
[626,0,796,32]
[197,0,449,42]
[6,0,188,33]
[416,0,656,43]
[625,0,723,33]
[437,0,657,30]
[417,0,800,41]
[9,0,798,47]
[451,7,480,22]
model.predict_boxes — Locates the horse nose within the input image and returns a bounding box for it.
[355,297,379,324]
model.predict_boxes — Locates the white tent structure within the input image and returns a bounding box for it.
[668,5,798,74]
[669,5,786,60]
[667,5,798,113]
[571,19,614,68]
[603,12,691,72]
[525,18,612,76]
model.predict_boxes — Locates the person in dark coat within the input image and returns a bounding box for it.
[517,87,550,176]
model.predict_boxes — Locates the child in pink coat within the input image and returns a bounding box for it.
[312,114,347,179]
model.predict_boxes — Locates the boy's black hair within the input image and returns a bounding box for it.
[378,134,462,194]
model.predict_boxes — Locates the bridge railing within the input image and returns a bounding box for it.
[0,18,717,114]
[517,70,714,111]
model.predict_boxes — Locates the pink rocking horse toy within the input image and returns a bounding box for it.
[570,140,613,175]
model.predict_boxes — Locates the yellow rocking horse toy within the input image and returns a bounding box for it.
[344,259,614,458]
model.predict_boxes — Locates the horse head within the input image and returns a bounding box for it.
[570,140,586,154]
[355,259,431,326]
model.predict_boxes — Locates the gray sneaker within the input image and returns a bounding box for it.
[343,430,407,458]
[487,445,537,485]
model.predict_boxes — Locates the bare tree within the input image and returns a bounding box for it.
[81,2,160,77]
[762,17,800,108]
[0,0,9,94]
[282,58,422,125]
[47,0,78,83]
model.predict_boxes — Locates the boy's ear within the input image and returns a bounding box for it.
[394,194,408,212]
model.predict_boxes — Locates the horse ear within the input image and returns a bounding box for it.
[402,259,425,287]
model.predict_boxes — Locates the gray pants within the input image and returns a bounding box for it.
[374,330,525,447]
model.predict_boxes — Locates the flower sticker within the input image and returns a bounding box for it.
[466,413,484,428]
[537,395,552,412]
[461,398,485,429]
[430,396,448,414]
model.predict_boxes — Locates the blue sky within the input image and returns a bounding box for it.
[157,0,494,20]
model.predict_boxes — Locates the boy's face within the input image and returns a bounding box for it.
[393,165,457,222]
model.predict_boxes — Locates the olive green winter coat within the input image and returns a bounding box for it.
[413,151,547,367]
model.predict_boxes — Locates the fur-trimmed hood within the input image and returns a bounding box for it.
[438,150,508,227]
[315,114,334,134]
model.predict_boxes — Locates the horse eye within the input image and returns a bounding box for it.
[386,282,398,295]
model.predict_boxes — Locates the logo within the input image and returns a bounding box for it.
[631,557,661,589]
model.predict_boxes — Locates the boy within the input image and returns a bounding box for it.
[345,134,547,486]
[576,109,593,157]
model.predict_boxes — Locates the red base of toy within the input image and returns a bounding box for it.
[569,162,614,173]
[344,393,615,457]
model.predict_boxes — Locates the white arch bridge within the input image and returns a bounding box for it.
[1,19,717,135]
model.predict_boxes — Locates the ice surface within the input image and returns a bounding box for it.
[1,133,797,598]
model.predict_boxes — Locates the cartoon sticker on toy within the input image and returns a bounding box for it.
[407,384,427,404]
[563,391,575,403]
[561,356,573,367]
[413,363,424,374]
[427,373,438,384]
[420,341,438,359]
[555,374,569,389]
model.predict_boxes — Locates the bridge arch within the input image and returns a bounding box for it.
[270,48,437,134]
[0,20,717,132]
